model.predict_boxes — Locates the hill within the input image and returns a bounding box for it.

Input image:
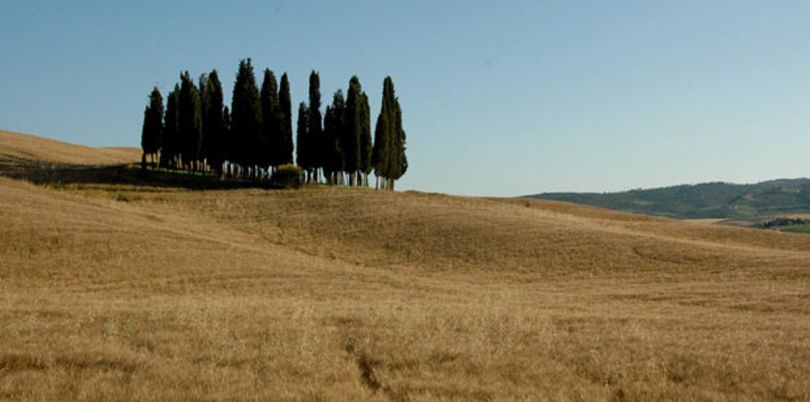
[526,179,810,219]
[1,131,809,401]
[0,129,140,165]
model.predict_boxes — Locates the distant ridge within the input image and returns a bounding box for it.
[525,178,810,219]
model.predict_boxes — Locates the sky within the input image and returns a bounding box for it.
[1,1,808,196]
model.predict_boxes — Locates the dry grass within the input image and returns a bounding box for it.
[1,132,809,401]
[0,130,139,165]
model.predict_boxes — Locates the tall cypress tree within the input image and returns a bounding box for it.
[323,90,345,184]
[198,73,209,169]
[203,70,226,174]
[359,92,372,187]
[178,71,203,170]
[223,105,232,175]
[390,93,408,189]
[343,76,365,186]
[296,102,309,179]
[372,77,395,189]
[307,71,323,182]
[260,69,280,169]
[160,84,180,169]
[231,59,262,175]
[141,87,163,168]
[372,77,407,190]
[278,73,294,166]
[296,98,311,176]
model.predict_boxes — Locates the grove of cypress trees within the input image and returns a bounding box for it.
[278,73,294,166]
[141,87,163,168]
[231,59,262,176]
[260,69,280,170]
[141,61,407,188]
[160,84,180,169]
[203,70,226,175]
[178,71,203,171]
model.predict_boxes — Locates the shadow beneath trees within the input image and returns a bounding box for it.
[0,157,283,191]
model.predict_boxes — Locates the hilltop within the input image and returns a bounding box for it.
[1,130,809,401]
[526,179,810,219]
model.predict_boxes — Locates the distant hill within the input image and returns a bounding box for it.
[525,178,810,219]
[0,129,139,165]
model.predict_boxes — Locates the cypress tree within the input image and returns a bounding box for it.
[278,73,294,166]
[260,69,280,169]
[198,73,209,169]
[160,84,180,169]
[323,90,345,184]
[223,105,232,176]
[343,76,365,186]
[372,77,395,189]
[296,98,311,177]
[231,58,262,176]
[372,77,407,190]
[307,71,323,182]
[296,102,309,180]
[389,96,408,189]
[203,70,226,175]
[141,87,163,168]
[359,92,372,187]
[178,71,203,171]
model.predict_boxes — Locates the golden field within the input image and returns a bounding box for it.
[1,130,809,401]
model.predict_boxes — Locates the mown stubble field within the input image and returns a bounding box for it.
[1,130,809,401]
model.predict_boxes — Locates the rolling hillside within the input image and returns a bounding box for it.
[2,131,810,401]
[526,179,810,219]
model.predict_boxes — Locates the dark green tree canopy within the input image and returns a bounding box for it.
[141,87,163,155]
[342,76,365,175]
[308,71,323,170]
[278,73,294,166]
[202,70,226,170]
[231,58,262,167]
[260,69,280,167]
[296,102,309,169]
[178,71,203,165]
[140,61,407,186]
[373,77,407,185]
[160,84,181,167]
[359,92,372,176]
[323,90,346,176]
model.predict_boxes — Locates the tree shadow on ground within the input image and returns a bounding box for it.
[0,157,283,191]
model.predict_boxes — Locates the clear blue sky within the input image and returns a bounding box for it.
[1,1,808,196]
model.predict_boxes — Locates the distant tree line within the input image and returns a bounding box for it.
[141,58,407,189]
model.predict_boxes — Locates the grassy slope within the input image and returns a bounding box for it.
[527,179,810,219]
[2,131,810,401]
[0,129,139,165]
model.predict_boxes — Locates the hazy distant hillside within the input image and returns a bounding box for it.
[526,178,810,219]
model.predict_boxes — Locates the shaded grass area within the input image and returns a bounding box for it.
[0,157,283,191]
